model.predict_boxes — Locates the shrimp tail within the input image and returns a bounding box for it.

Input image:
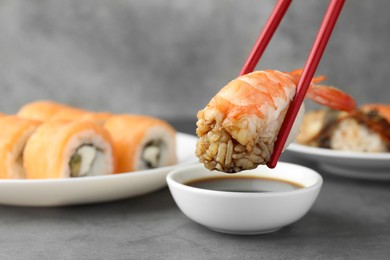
[288,69,356,112]
[306,85,356,112]
[289,69,327,84]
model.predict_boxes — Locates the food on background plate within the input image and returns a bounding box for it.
[104,115,177,173]
[196,69,355,173]
[0,116,41,179]
[24,120,115,179]
[361,104,390,123]
[297,104,390,153]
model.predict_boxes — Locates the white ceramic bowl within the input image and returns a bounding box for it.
[167,163,322,235]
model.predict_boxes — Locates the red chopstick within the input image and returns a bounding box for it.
[240,0,292,76]
[267,0,346,168]
[239,0,346,168]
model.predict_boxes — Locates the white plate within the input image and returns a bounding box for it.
[0,133,198,207]
[287,143,390,180]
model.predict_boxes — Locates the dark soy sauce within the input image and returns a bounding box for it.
[186,176,305,193]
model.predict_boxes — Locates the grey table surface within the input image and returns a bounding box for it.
[0,119,389,260]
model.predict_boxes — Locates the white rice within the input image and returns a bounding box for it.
[60,130,114,178]
[330,118,387,152]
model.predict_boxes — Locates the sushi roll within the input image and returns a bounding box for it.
[0,116,41,179]
[50,109,112,125]
[48,107,89,121]
[79,112,112,125]
[17,100,77,121]
[104,115,177,173]
[18,100,112,125]
[24,120,115,179]
[297,105,390,153]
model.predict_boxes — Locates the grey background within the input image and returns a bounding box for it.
[0,0,389,120]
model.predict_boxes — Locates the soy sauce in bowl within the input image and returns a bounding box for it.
[186,176,304,193]
[167,163,323,235]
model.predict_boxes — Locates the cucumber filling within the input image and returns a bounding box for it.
[142,140,164,169]
[69,145,103,177]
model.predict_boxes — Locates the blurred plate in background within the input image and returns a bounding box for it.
[287,143,390,180]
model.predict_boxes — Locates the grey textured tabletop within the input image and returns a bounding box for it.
[1,119,389,260]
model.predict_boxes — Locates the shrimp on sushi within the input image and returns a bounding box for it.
[297,104,390,153]
[361,104,390,123]
[24,120,115,179]
[196,69,356,173]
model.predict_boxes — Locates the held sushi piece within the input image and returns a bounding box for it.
[297,106,390,153]
[0,116,41,179]
[196,70,356,173]
[104,115,177,173]
[17,100,78,121]
[24,120,115,179]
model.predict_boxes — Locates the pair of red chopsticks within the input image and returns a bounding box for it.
[239,0,346,168]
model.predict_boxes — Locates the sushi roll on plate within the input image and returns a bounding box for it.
[0,116,41,179]
[50,110,112,125]
[104,115,177,173]
[18,100,112,125]
[24,120,115,179]
[17,100,78,121]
